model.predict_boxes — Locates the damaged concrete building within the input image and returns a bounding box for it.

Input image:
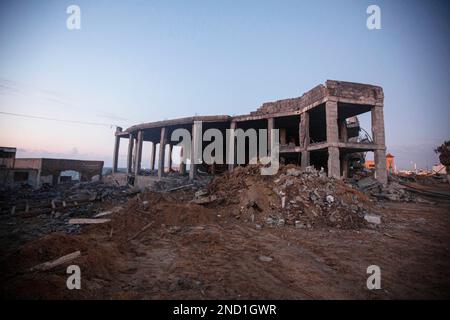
[0,148,104,188]
[112,80,387,184]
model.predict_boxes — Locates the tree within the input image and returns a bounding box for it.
[435,141,450,182]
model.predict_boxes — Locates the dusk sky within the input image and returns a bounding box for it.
[0,0,449,169]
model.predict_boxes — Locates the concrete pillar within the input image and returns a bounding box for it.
[189,122,201,180]
[228,121,237,172]
[112,127,122,173]
[158,127,167,178]
[328,147,340,178]
[167,144,173,172]
[326,101,340,178]
[134,130,143,176]
[341,154,349,179]
[267,118,274,155]
[300,112,310,169]
[339,119,348,142]
[326,101,339,144]
[126,134,134,174]
[372,106,387,184]
[150,142,156,171]
[179,147,186,175]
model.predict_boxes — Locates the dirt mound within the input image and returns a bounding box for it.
[207,164,376,229]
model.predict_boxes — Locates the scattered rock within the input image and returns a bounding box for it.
[258,255,273,262]
[364,213,381,225]
[326,195,334,204]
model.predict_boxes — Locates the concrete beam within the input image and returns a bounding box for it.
[158,127,167,178]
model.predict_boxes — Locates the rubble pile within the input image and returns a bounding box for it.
[356,177,415,202]
[356,175,450,202]
[0,181,134,218]
[206,164,378,229]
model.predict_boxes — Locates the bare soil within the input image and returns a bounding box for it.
[1,174,449,299]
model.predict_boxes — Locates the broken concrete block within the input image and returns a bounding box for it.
[286,168,302,177]
[295,221,304,229]
[357,177,379,190]
[281,196,286,208]
[326,195,334,204]
[68,218,111,224]
[194,189,208,198]
[258,255,273,262]
[364,214,381,225]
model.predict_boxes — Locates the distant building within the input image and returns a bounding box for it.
[364,153,394,173]
[0,146,104,188]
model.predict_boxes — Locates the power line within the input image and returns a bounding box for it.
[0,111,117,127]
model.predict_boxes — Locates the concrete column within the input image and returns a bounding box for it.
[134,130,143,176]
[189,122,201,180]
[326,101,339,144]
[228,121,237,172]
[339,119,348,142]
[158,127,167,178]
[179,147,186,175]
[341,154,349,179]
[126,134,134,174]
[112,127,122,173]
[326,101,340,178]
[328,147,340,178]
[300,112,310,169]
[167,144,173,172]
[267,118,274,155]
[149,142,156,171]
[372,106,387,184]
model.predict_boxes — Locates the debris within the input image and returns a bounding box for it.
[68,218,111,224]
[326,195,334,204]
[364,214,381,225]
[93,210,112,218]
[30,251,81,272]
[295,221,304,229]
[357,177,379,191]
[258,255,273,262]
[281,196,286,208]
[127,222,154,241]
[286,168,302,177]
[208,164,371,229]
[166,184,195,192]
[142,201,150,210]
[194,189,209,198]
[192,195,218,205]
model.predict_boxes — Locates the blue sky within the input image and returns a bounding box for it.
[0,0,449,169]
